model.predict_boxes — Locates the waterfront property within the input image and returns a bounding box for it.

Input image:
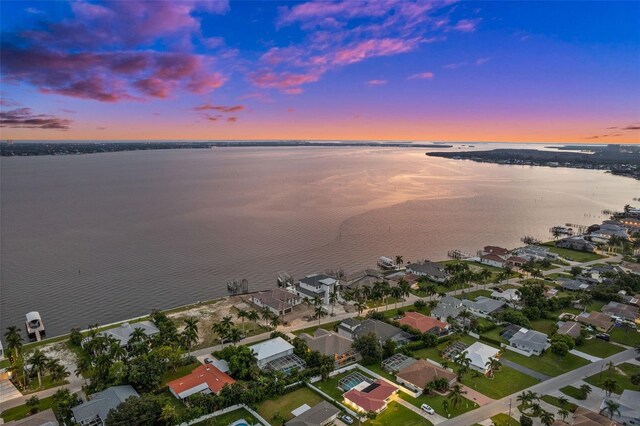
[405,261,448,283]
[397,312,450,335]
[479,254,507,268]
[249,288,302,316]
[249,337,306,373]
[167,364,235,400]
[71,385,139,426]
[395,359,456,395]
[556,236,597,253]
[285,400,340,426]
[97,321,159,347]
[337,319,413,346]
[298,329,359,366]
[294,274,339,305]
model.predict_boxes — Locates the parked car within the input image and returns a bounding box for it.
[596,333,610,341]
[421,404,435,415]
[203,357,214,364]
[341,414,354,424]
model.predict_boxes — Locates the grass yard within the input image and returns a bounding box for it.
[545,273,573,280]
[540,395,578,412]
[500,349,589,377]
[156,389,188,418]
[315,370,377,401]
[491,413,521,426]
[528,318,558,335]
[0,358,11,369]
[542,245,605,262]
[576,338,625,358]
[460,290,492,300]
[257,387,325,424]
[609,327,640,347]
[292,320,341,336]
[584,363,640,392]
[363,363,396,382]
[161,361,202,386]
[192,407,261,425]
[560,385,585,400]
[461,365,538,399]
[399,391,478,418]
[368,401,433,426]
[1,396,55,422]
[22,375,69,395]
[480,327,508,345]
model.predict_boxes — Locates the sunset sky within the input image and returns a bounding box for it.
[1,0,639,143]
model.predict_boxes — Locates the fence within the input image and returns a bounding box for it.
[181,404,270,426]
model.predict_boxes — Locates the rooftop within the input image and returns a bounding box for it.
[249,336,294,361]
[396,359,456,389]
[397,312,449,334]
[343,379,397,413]
[285,401,341,426]
[72,385,139,424]
[167,364,235,398]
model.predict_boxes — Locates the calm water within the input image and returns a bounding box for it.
[1,145,637,338]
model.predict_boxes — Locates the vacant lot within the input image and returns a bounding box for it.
[609,327,640,347]
[257,387,325,424]
[500,348,589,377]
[461,364,539,399]
[576,338,625,358]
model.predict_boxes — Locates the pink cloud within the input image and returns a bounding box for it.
[453,19,480,32]
[194,104,245,113]
[0,107,72,130]
[408,72,434,80]
[333,38,417,65]
[248,70,320,90]
[366,79,387,86]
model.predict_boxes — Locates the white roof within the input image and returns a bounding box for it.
[463,342,500,370]
[291,404,312,417]
[319,278,337,286]
[26,311,41,322]
[212,359,229,373]
[491,289,520,302]
[249,337,294,362]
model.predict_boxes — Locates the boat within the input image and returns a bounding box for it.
[25,311,45,341]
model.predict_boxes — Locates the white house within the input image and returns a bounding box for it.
[249,337,294,369]
[461,342,501,374]
[295,274,338,305]
[479,254,507,268]
[490,289,520,304]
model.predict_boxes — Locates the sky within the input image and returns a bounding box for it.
[0,0,639,143]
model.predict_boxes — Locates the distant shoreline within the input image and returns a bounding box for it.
[0,141,453,156]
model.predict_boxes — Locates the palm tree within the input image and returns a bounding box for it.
[602,378,618,397]
[329,290,338,316]
[108,342,127,362]
[49,363,69,383]
[247,310,260,330]
[29,349,48,388]
[395,255,404,268]
[314,306,326,326]
[442,399,449,414]
[261,308,273,328]
[182,318,199,355]
[477,269,491,291]
[75,357,92,384]
[485,357,501,378]
[539,410,555,426]
[354,300,366,316]
[391,286,403,310]
[236,309,248,334]
[4,326,23,359]
[601,400,620,420]
[517,391,531,409]
[557,408,569,422]
[128,327,147,346]
[227,327,242,346]
[270,315,281,330]
[447,384,466,408]
[580,384,592,399]
[557,396,568,409]
[399,279,411,301]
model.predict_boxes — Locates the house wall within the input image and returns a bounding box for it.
[480,258,505,268]
[396,377,423,395]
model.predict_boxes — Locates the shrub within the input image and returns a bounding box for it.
[520,415,533,426]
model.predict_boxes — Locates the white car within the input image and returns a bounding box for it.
[421,404,435,415]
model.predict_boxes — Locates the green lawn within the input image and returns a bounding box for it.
[1,396,55,422]
[576,338,625,358]
[0,358,10,369]
[528,318,558,335]
[584,363,640,392]
[540,395,578,412]
[156,389,188,419]
[461,365,539,399]
[609,327,640,347]
[545,273,573,280]
[315,370,377,401]
[460,290,492,300]
[500,349,589,377]
[161,361,202,386]
[541,244,605,262]
[399,391,478,418]
[480,327,508,345]
[491,413,521,426]
[560,385,585,400]
[22,375,69,395]
[292,320,341,336]
[192,407,261,425]
[368,401,433,426]
[363,363,396,382]
[257,387,325,424]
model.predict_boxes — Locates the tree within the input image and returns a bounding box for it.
[153,345,182,372]
[29,349,49,388]
[442,399,449,414]
[539,410,555,426]
[127,353,166,393]
[382,339,396,359]
[570,266,583,278]
[4,326,23,359]
[557,396,569,408]
[69,328,84,346]
[160,402,177,424]
[353,333,382,365]
[52,388,79,421]
[314,306,326,326]
[630,373,640,386]
[557,408,569,422]
[354,300,366,316]
[520,415,533,426]
[26,396,40,415]
[227,327,242,346]
[579,384,592,399]
[269,315,281,330]
[447,384,466,408]
[601,399,620,420]
[247,310,260,329]
[105,394,163,425]
[329,289,339,316]
[485,358,501,378]
[49,361,70,383]
[236,309,248,335]
[395,255,404,267]
[221,345,259,380]
[602,378,619,397]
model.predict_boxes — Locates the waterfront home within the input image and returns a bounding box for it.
[343,269,383,292]
[556,321,582,338]
[395,359,456,395]
[72,385,139,426]
[461,296,505,318]
[432,296,464,322]
[285,401,341,426]
[599,390,640,425]
[294,274,339,305]
[506,328,549,356]
[490,288,521,304]
[167,364,235,400]
[249,288,302,316]
[249,337,306,373]
[377,256,397,270]
[98,321,159,347]
[461,342,501,375]
[506,255,528,267]
[405,261,448,283]
[479,254,507,268]
[556,236,596,253]
[298,329,359,366]
[602,301,639,322]
[576,311,614,332]
[343,379,397,414]
[337,318,412,346]
[483,246,510,257]
[397,312,450,335]
[514,245,558,261]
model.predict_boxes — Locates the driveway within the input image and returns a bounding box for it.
[569,349,602,362]
[500,359,550,381]
[393,395,448,424]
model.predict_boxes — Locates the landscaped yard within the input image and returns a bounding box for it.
[609,327,640,347]
[257,387,326,424]
[460,290,492,300]
[363,363,396,382]
[460,365,539,399]
[491,413,521,426]
[540,244,605,262]
[368,401,433,426]
[541,395,578,412]
[292,320,341,336]
[545,273,573,280]
[480,328,508,345]
[314,370,377,401]
[576,338,625,358]
[528,318,558,335]
[0,396,55,422]
[500,348,589,377]
[560,385,585,400]
[192,407,261,425]
[584,362,640,392]
[399,391,478,417]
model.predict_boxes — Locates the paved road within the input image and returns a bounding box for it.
[500,359,550,382]
[437,348,636,426]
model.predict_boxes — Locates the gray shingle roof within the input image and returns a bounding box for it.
[462,296,505,314]
[508,328,548,352]
[285,401,340,426]
[72,385,139,424]
[406,261,447,279]
[101,321,159,346]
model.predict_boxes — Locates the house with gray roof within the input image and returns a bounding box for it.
[5,409,58,426]
[556,236,596,253]
[600,390,640,425]
[250,288,302,316]
[285,401,340,426]
[405,261,448,283]
[337,319,412,346]
[557,278,591,292]
[98,321,159,347]
[295,274,339,305]
[431,296,464,322]
[461,296,505,318]
[299,329,359,366]
[507,327,549,356]
[71,385,139,425]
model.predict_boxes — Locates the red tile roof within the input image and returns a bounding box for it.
[481,254,506,263]
[484,246,510,256]
[398,312,448,334]
[168,364,235,397]
[343,380,396,413]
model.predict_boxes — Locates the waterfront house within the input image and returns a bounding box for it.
[337,318,412,346]
[460,342,501,375]
[602,301,639,322]
[294,274,338,305]
[343,379,397,414]
[557,321,582,338]
[507,328,549,356]
[397,312,450,335]
[556,237,596,253]
[405,261,448,283]
[285,401,341,426]
[343,269,383,292]
[432,296,464,322]
[483,246,510,257]
[576,311,614,332]
[506,256,528,267]
[461,296,505,318]
[395,359,456,395]
[479,254,507,268]
[249,288,302,316]
[99,321,159,347]
[249,337,306,373]
[72,385,139,426]
[167,364,234,400]
[298,329,359,366]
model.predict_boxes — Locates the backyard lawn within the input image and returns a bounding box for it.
[500,349,589,377]
[528,318,557,335]
[541,244,605,263]
[257,387,325,424]
[460,290,492,300]
[0,396,55,422]
[584,363,640,392]
[399,391,478,418]
[192,407,261,426]
[576,338,625,358]
[461,364,538,399]
[292,320,341,336]
[368,401,433,426]
[609,327,640,347]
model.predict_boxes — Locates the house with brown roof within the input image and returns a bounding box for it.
[343,379,397,414]
[168,364,235,400]
[395,359,456,395]
[569,407,617,426]
[557,321,582,338]
[249,288,302,316]
[480,254,507,268]
[298,329,359,366]
[483,246,510,257]
[576,311,614,332]
[602,301,639,322]
[397,312,450,335]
